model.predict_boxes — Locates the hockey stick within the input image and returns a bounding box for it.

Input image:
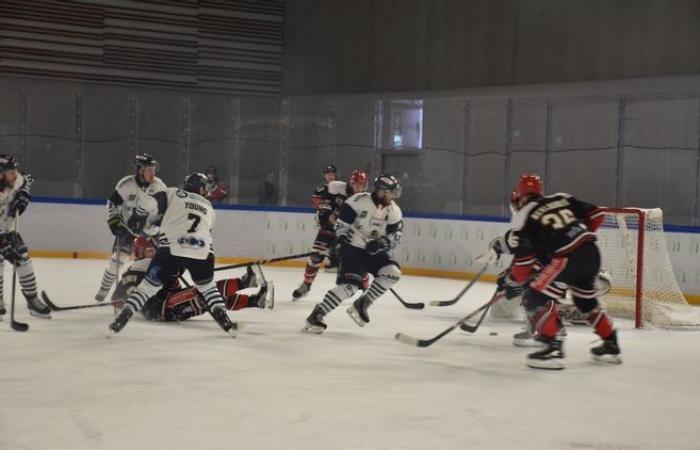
[394,291,505,348]
[389,288,425,310]
[429,264,489,307]
[214,252,312,272]
[10,214,28,331]
[41,291,118,311]
[459,290,505,333]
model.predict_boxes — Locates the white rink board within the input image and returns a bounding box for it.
[21,200,700,297]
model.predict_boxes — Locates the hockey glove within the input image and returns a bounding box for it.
[10,191,30,216]
[108,216,130,238]
[496,270,523,300]
[126,213,147,235]
[475,240,502,266]
[366,237,390,255]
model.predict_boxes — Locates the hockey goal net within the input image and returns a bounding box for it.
[597,207,700,328]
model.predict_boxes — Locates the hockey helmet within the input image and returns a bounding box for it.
[183,172,208,194]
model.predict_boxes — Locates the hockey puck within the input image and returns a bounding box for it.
[489,332,498,336]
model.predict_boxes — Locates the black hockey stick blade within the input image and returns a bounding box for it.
[429,264,489,307]
[390,288,425,310]
[41,291,115,312]
[395,292,504,348]
[11,317,29,332]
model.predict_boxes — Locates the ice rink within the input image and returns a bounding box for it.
[1,258,699,450]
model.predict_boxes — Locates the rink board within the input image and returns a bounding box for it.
[22,198,700,304]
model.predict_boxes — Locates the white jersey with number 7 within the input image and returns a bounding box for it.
[138,187,215,260]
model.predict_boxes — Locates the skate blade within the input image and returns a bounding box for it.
[265,282,275,310]
[346,306,366,327]
[301,322,325,334]
[592,354,622,365]
[526,356,565,370]
[28,310,51,319]
[513,338,545,348]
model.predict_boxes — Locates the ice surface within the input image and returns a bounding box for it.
[1,259,699,450]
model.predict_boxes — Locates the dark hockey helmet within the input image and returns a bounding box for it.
[0,154,18,171]
[183,172,208,194]
[135,152,158,169]
[373,173,400,193]
[323,164,337,174]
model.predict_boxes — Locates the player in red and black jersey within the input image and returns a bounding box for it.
[483,174,620,370]
[292,169,369,300]
[112,237,273,322]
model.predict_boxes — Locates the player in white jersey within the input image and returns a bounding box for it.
[109,173,236,336]
[0,154,51,319]
[94,153,167,302]
[303,174,403,333]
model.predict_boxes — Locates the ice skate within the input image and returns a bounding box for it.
[346,295,371,327]
[591,330,622,364]
[240,265,258,289]
[0,298,6,317]
[210,306,237,337]
[26,295,51,319]
[526,337,565,370]
[94,289,109,303]
[109,305,134,334]
[292,282,311,301]
[302,306,327,334]
[253,281,275,310]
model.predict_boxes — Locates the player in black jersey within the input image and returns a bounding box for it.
[487,174,621,370]
[292,170,368,300]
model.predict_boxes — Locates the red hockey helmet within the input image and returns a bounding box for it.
[511,173,543,211]
[133,236,157,260]
[349,170,369,192]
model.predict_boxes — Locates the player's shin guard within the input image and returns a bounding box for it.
[525,300,565,370]
[364,264,401,304]
[17,258,50,318]
[586,305,621,364]
[198,281,236,335]
[96,251,129,301]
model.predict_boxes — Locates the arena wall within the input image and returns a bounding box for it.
[24,198,700,305]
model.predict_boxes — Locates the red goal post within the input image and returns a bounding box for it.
[596,207,700,328]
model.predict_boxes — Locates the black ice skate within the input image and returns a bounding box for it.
[210,306,237,337]
[526,337,565,370]
[109,306,134,334]
[26,295,51,319]
[292,282,311,301]
[302,306,327,334]
[346,296,371,327]
[591,330,622,364]
[94,290,108,303]
[252,281,275,310]
[240,265,258,289]
[0,298,6,317]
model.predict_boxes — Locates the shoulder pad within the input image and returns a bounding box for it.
[116,175,135,189]
[327,181,347,195]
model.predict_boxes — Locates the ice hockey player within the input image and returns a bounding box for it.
[109,173,236,336]
[292,169,369,300]
[0,154,51,319]
[94,153,166,302]
[479,173,620,369]
[316,164,339,271]
[303,173,403,334]
[111,236,273,321]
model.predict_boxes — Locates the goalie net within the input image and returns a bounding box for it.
[597,207,700,328]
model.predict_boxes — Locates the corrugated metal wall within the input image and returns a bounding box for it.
[0,0,283,96]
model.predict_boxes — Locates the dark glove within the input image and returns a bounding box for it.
[108,216,129,237]
[10,191,30,216]
[366,237,390,255]
[496,269,523,300]
[127,213,147,234]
